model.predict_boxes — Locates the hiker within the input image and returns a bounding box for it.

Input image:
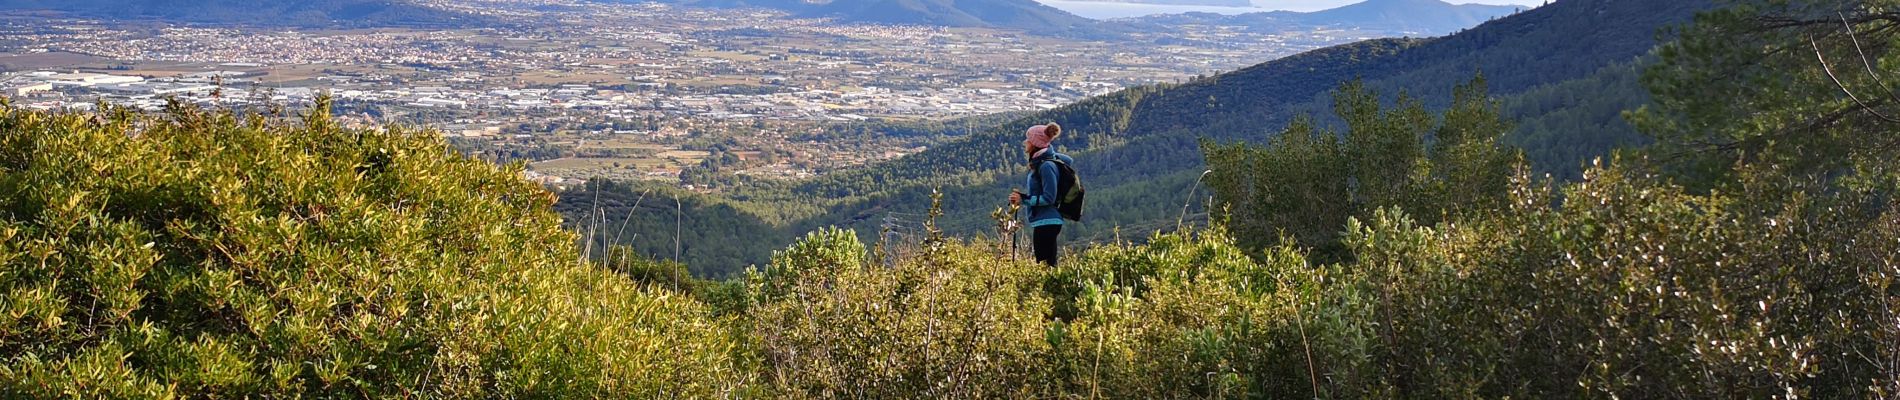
[1010,122,1074,267]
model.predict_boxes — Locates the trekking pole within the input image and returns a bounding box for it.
[1011,199,1023,262]
[996,201,1019,262]
[1179,170,1214,232]
[1011,219,1020,262]
[992,200,1023,262]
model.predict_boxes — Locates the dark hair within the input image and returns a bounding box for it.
[1044,122,1062,140]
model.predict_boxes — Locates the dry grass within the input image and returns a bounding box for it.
[0,51,109,70]
[533,156,669,170]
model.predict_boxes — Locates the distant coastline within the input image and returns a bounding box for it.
[1037,0,1544,20]
[1034,0,1280,19]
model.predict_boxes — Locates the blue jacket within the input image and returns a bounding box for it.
[1023,149,1073,228]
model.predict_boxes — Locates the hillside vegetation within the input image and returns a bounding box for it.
[0,100,742,397]
[5,0,1899,397]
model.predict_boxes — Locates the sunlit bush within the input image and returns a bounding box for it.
[0,100,746,397]
[1053,227,1332,399]
[1311,161,1900,398]
[747,228,1056,398]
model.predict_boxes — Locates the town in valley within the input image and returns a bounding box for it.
[0,0,1393,188]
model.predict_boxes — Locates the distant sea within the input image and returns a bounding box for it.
[1035,0,1542,19]
[1034,0,1279,19]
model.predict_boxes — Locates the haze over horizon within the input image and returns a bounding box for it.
[1039,0,1544,19]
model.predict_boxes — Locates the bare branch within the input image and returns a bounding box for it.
[1839,12,1900,108]
[1811,34,1900,123]
[1660,96,1893,164]
[1752,12,1900,32]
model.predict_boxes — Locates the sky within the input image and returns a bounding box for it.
[1038,0,1545,19]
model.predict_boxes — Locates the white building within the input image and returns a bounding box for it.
[7,83,53,96]
[46,73,145,87]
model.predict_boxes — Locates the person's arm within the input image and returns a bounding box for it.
[1024,161,1060,207]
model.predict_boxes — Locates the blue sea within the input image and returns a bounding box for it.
[1034,0,1543,19]
[1035,0,1367,19]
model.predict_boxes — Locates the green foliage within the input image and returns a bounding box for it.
[748,233,1055,398]
[1202,115,1352,255]
[1203,77,1518,258]
[1502,59,1654,180]
[1047,227,1323,398]
[1427,75,1517,212]
[1317,161,1898,397]
[12,2,1900,398]
[747,217,1338,399]
[0,100,747,397]
[748,227,867,304]
[735,156,1899,398]
[1634,0,1900,187]
[637,4,1900,391]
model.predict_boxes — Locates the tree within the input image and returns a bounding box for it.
[1634,0,1900,187]
[1202,76,1518,258]
[1426,74,1516,214]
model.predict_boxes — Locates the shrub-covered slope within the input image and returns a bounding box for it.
[0,101,743,397]
[743,176,1899,398]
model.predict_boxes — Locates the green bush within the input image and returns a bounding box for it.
[745,220,1343,399]
[1299,161,1900,398]
[737,154,1900,398]
[0,100,747,397]
[5,96,1889,398]
[1052,227,1329,399]
[5,1,1897,395]
[746,228,1056,398]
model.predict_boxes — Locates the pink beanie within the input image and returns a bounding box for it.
[1025,124,1053,149]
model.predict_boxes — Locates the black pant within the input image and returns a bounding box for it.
[1033,225,1062,267]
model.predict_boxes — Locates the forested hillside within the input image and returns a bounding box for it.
[580,0,1716,275]
[555,180,786,277]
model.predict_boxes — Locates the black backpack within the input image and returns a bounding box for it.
[1035,159,1085,221]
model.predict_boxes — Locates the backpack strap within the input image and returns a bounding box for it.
[1026,158,1062,207]
[1030,157,1059,178]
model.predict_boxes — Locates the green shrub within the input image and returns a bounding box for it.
[1053,227,1330,399]
[1307,161,1900,398]
[747,228,1056,398]
[744,219,1353,399]
[0,100,747,397]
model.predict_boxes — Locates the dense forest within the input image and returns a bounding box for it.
[5,0,1899,397]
